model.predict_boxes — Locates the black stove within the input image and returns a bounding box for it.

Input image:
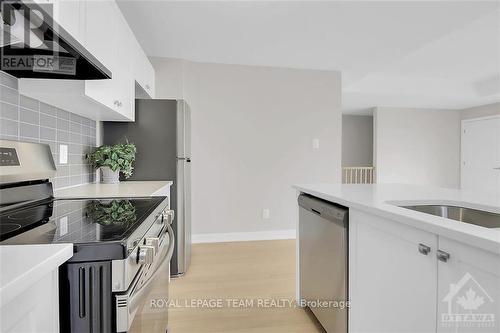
[0,196,166,260]
[1,197,164,242]
[0,140,174,333]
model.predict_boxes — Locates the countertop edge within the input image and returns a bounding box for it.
[294,185,500,255]
[55,181,173,199]
[0,243,73,307]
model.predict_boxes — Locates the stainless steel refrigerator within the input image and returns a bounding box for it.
[103,99,191,276]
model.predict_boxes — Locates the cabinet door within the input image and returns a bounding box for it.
[84,0,118,111]
[113,9,134,120]
[133,37,155,98]
[55,0,86,44]
[437,237,500,333]
[0,271,60,333]
[349,210,438,333]
[83,0,115,68]
[84,0,133,119]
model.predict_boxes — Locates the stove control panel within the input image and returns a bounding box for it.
[0,147,20,166]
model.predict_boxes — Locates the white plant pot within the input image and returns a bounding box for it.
[100,167,120,184]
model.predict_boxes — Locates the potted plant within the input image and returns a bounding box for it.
[87,143,136,184]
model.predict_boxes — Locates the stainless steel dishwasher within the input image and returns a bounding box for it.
[298,194,348,333]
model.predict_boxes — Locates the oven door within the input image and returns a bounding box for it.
[115,224,175,333]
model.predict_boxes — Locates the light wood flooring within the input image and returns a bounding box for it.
[168,240,325,333]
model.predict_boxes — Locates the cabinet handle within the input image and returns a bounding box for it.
[418,243,431,255]
[437,250,450,262]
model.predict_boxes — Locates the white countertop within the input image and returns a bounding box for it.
[0,244,73,307]
[55,181,173,199]
[293,183,500,254]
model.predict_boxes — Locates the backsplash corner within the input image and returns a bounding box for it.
[0,70,98,189]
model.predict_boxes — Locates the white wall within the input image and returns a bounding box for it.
[152,59,342,237]
[374,107,461,188]
[342,115,373,167]
[461,102,500,120]
[150,57,186,99]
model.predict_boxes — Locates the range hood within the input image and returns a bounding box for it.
[0,0,111,80]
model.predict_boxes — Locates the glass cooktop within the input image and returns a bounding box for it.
[0,197,165,244]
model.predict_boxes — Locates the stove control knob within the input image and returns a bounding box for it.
[145,237,159,253]
[138,246,155,265]
[162,210,175,225]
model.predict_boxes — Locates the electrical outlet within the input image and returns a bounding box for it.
[59,144,68,164]
[312,138,320,150]
[262,209,270,220]
[59,216,68,236]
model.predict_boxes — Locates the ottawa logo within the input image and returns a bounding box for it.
[441,272,496,331]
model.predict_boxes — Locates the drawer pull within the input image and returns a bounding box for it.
[437,250,450,262]
[418,243,431,255]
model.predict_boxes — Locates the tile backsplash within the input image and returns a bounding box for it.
[0,71,97,189]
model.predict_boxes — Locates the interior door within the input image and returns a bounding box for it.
[461,117,500,195]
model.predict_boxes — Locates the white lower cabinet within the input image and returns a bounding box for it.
[1,270,60,333]
[349,209,438,333]
[349,209,500,333]
[436,237,500,333]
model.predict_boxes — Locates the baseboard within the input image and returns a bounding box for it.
[192,229,296,244]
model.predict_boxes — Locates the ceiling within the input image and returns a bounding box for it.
[117,1,500,114]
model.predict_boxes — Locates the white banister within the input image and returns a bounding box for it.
[342,167,375,184]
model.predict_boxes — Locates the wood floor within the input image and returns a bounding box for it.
[168,240,325,333]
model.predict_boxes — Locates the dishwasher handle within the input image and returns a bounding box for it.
[298,194,348,226]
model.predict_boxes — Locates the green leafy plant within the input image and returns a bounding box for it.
[87,143,137,178]
[86,200,137,226]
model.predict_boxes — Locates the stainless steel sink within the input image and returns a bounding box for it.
[400,205,500,229]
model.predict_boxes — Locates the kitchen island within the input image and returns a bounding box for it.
[294,183,500,333]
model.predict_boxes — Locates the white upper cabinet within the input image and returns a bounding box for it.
[82,0,115,69]
[18,0,153,121]
[113,8,135,119]
[31,0,86,44]
[56,0,86,44]
[133,37,155,98]
[84,0,135,120]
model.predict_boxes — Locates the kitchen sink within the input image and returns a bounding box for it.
[400,205,500,229]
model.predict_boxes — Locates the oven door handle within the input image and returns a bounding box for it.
[115,224,175,332]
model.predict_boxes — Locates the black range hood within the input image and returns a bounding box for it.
[0,0,111,80]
